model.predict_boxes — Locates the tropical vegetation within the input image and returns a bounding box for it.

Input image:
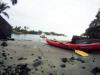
[12,26,65,36]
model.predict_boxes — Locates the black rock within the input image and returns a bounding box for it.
[82,66,86,69]
[0,61,4,65]
[49,73,53,75]
[60,64,66,68]
[91,67,100,74]
[41,70,44,73]
[2,53,6,57]
[33,60,42,67]
[38,56,42,59]
[70,56,75,61]
[10,57,13,59]
[35,68,38,71]
[61,58,68,63]
[76,58,85,63]
[1,42,8,47]
[17,57,27,60]
[31,54,34,56]
[62,74,64,75]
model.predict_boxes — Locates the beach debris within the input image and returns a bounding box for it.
[91,67,100,75]
[1,41,8,47]
[60,64,66,68]
[33,60,42,67]
[61,57,68,63]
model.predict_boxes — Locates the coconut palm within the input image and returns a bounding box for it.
[0,0,17,18]
[11,0,17,5]
[0,2,10,18]
[0,0,18,40]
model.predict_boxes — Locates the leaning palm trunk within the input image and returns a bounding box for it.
[0,0,17,40]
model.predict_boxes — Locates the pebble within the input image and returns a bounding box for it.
[61,58,68,63]
[60,64,66,68]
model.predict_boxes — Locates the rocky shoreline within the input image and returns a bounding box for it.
[0,40,100,75]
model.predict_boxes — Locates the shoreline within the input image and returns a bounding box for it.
[0,40,100,75]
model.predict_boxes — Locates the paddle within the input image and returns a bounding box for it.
[75,50,89,57]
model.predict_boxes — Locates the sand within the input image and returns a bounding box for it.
[0,39,100,75]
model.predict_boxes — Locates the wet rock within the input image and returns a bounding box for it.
[4,57,7,60]
[49,73,53,75]
[50,65,56,68]
[31,54,34,56]
[0,61,4,65]
[38,56,42,59]
[17,57,27,60]
[69,56,75,61]
[15,64,31,75]
[10,57,13,59]
[92,57,96,62]
[35,68,38,71]
[82,66,86,69]
[60,64,66,68]
[91,67,100,75]
[61,58,68,63]
[33,60,42,67]
[41,70,44,73]
[1,42,8,47]
[2,50,5,52]
[14,51,16,53]
[8,53,10,55]
[62,74,64,75]
[76,58,85,63]
[2,53,6,57]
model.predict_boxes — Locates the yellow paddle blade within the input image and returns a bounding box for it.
[75,50,89,57]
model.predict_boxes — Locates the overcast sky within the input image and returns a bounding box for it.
[2,0,100,37]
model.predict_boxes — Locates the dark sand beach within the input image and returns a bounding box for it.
[0,38,100,75]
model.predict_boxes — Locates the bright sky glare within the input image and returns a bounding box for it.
[2,0,100,37]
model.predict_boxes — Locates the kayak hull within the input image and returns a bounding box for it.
[46,39,71,49]
[46,39,100,51]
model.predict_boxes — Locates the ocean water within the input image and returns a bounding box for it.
[12,34,71,41]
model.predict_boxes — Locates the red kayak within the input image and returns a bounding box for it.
[46,39,71,49]
[46,39,100,51]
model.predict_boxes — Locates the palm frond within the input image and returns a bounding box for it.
[11,0,17,5]
[2,12,9,18]
[0,2,10,12]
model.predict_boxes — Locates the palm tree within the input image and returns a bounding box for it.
[0,0,17,18]
[0,0,18,40]
[0,2,10,18]
[11,0,17,5]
